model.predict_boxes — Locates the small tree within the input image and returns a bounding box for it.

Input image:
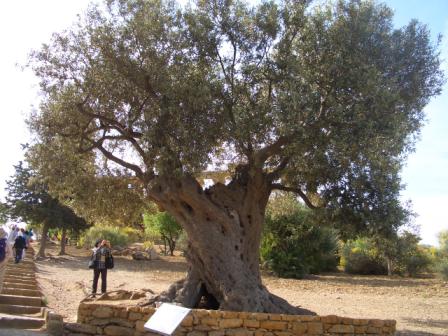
[5,161,89,257]
[435,230,448,280]
[144,211,183,256]
[341,238,387,275]
[391,231,431,276]
[343,232,431,276]
[438,230,448,256]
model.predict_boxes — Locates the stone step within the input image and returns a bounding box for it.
[4,268,35,274]
[6,264,36,272]
[6,262,34,266]
[3,274,35,281]
[5,264,35,268]
[3,273,36,280]
[1,288,42,297]
[4,276,35,283]
[7,259,35,265]
[6,267,35,272]
[0,294,43,307]
[3,276,37,286]
[0,304,44,316]
[5,268,36,277]
[3,282,39,291]
[0,329,48,336]
[6,261,36,267]
[8,258,35,263]
[7,258,35,262]
[0,313,45,329]
[2,282,38,289]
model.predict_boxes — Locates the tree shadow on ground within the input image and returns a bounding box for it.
[397,318,448,336]
[396,330,446,336]
[302,273,435,288]
[403,318,448,329]
[35,251,188,274]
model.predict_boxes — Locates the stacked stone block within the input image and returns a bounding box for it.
[72,302,396,336]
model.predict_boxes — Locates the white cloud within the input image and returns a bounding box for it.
[409,196,448,246]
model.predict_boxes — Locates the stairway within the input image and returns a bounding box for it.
[0,249,47,333]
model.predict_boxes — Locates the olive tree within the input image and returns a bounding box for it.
[26,138,149,230]
[29,0,443,313]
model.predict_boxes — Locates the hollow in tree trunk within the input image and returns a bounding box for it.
[146,170,314,315]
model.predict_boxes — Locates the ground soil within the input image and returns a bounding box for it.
[32,243,448,336]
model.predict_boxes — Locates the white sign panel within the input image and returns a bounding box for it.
[144,303,191,335]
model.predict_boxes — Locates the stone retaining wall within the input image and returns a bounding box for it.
[73,302,396,336]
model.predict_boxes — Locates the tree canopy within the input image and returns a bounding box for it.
[28,0,444,312]
[4,161,89,238]
[30,0,443,231]
[26,137,149,229]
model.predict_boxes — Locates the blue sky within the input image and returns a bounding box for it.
[0,0,447,245]
[385,0,448,245]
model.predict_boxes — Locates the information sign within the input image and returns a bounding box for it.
[144,303,191,335]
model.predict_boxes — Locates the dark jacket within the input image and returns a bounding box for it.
[92,246,112,270]
[13,236,26,249]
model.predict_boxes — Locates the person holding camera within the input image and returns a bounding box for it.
[91,239,113,296]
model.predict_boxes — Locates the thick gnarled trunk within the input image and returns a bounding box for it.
[147,169,313,315]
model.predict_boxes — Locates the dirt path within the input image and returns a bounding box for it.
[34,244,448,336]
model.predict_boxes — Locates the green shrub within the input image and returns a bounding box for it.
[261,195,339,279]
[386,232,432,276]
[80,225,129,248]
[341,238,387,275]
[435,259,448,280]
[142,240,154,250]
[400,246,432,277]
[121,226,142,243]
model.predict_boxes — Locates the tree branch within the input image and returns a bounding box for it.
[270,183,318,209]
[76,103,143,138]
[254,136,290,166]
[267,157,290,181]
[96,143,145,180]
[76,102,151,167]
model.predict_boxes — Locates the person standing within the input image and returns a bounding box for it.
[22,229,31,260]
[13,232,26,263]
[9,225,19,242]
[91,239,112,296]
[0,227,13,292]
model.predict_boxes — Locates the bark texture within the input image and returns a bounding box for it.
[36,221,50,258]
[146,167,314,315]
[386,257,392,276]
[59,228,67,256]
